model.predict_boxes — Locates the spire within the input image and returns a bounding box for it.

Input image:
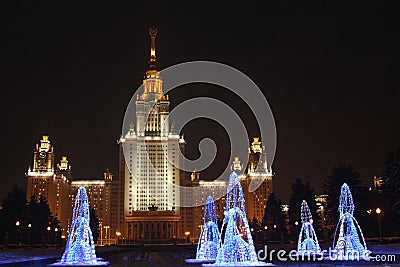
[142,27,162,98]
[149,27,158,69]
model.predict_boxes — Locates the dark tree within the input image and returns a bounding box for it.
[250,216,260,231]
[48,215,61,244]
[23,196,39,243]
[322,163,369,235]
[249,216,261,243]
[0,186,26,243]
[89,208,100,244]
[380,148,400,236]
[24,196,38,223]
[289,179,318,241]
[262,193,286,241]
[37,197,51,244]
[381,148,400,214]
[0,190,58,245]
[21,196,51,244]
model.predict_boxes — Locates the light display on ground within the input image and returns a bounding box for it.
[332,183,369,260]
[297,200,321,255]
[186,196,221,264]
[197,195,221,260]
[205,171,269,266]
[49,186,109,266]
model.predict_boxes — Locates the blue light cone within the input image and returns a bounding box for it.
[332,183,369,260]
[196,196,221,260]
[49,186,109,266]
[297,200,321,255]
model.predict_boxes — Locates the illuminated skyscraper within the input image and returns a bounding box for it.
[235,138,273,223]
[26,136,71,233]
[119,28,185,241]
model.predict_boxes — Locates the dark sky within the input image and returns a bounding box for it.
[0,0,398,202]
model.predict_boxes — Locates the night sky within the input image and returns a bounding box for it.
[0,0,398,202]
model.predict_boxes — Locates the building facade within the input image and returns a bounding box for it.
[180,172,227,242]
[234,137,274,223]
[119,28,185,241]
[69,170,113,244]
[26,136,71,233]
[110,160,125,240]
[180,137,274,242]
[26,136,114,240]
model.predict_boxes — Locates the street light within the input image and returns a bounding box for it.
[104,226,110,245]
[99,223,103,246]
[47,226,51,244]
[15,221,20,244]
[116,231,121,246]
[28,224,32,245]
[375,208,382,242]
[294,221,299,238]
[185,231,190,244]
[55,228,58,244]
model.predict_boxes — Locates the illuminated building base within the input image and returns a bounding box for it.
[125,210,180,241]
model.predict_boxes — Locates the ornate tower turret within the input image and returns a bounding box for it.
[56,156,72,181]
[27,136,70,236]
[136,27,169,137]
[32,135,54,173]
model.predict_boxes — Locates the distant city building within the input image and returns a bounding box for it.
[26,136,113,240]
[233,138,274,223]
[373,176,383,191]
[110,162,124,240]
[26,136,71,233]
[315,194,328,230]
[180,172,227,242]
[118,28,185,241]
[180,173,201,242]
[180,137,274,242]
[69,170,112,244]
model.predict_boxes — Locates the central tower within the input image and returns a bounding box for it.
[119,28,185,241]
[136,28,169,137]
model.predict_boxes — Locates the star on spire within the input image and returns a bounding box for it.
[149,27,158,69]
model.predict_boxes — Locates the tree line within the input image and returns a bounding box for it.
[250,148,400,242]
[0,186,60,245]
[0,186,100,246]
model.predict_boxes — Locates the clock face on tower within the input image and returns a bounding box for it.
[39,151,46,158]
